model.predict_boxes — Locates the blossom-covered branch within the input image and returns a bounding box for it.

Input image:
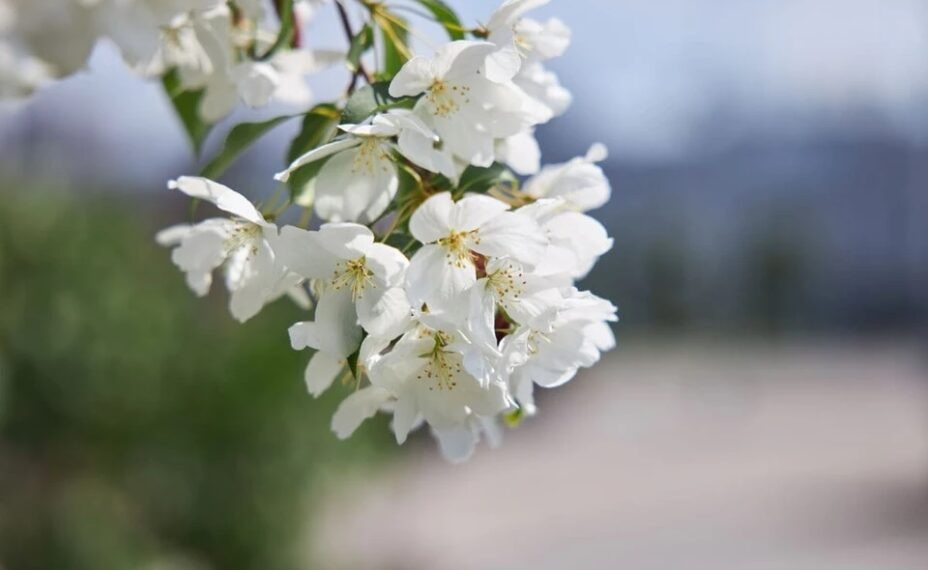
[2,0,618,462]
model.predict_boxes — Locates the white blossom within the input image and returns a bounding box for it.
[389,40,534,167]
[364,321,511,445]
[275,111,440,223]
[523,143,611,211]
[405,191,547,315]
[504,289,617,413]
[276,223,411,396]
[156,176,297,322]
[518,198,613,281]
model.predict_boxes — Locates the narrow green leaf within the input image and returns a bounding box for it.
[412,0,466,40]
[341,82,393,124]
[162,69,212,156]
[285,103,342,200]
[347,23,374,73]
[200,115,296,180]
[286,104,341,162]
[376,11,410,78]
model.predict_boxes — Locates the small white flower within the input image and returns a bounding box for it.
[495,128,541,175]
[156,176,295,322]
[365,323,511,445]
[405,191,547,314]
[275,110,440,223]
[431,415,503,463]
[389,40,532,167]
[523,143,611,212]
[276,223,411,396]
[485,0,572,122]
[504,288,617,412]
[518,198,613,281]
[487,1,571,64]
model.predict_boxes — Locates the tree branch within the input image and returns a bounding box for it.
[336,0,372,92]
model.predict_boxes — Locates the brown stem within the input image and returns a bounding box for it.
[335,0,372,92]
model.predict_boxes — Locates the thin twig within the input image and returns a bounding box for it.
[336,0,372,92]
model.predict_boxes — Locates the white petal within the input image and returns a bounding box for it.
[275,225,339,279]
[432,425,477,463]
[288,288,361,357]
[232,60,279,107]
[363,243,409,287]
[435,41,497,82]
[497,129,541,175]
[405,244,475,311]
[396,125,458,181]
[304,351,345,397]
[367,336,429,394]
[357,287,412,339]
[474,212,547,266]
[316,223,375,259]
[586,142,608,162]
[451,194,510,231]
[432,113,497,167]
[332,386,392,439]
[198,76,239,123]
[228,239,280,322]
[585,321,617,352]
[389,56,434,97]
[487,0,550,31]
[274,138,361,182]
[381,109,437,140]
[155,224,193,246]
[168,177,264,224]
[392,389,420,445]
[170,223,227,276]
[314,144,398,223]
[408,192,454,243]
[485,45,522,83]
[545,211,613,278]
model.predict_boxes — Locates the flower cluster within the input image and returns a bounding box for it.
[9,0,618,462]
[0,0,334,119]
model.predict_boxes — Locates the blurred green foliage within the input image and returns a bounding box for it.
[0,189,393,569]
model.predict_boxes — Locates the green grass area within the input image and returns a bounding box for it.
[0,190,394,569]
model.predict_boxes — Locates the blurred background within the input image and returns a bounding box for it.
[1,0,927,568]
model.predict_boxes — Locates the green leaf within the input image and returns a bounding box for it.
[456,163,518,196]
[341,82,393,124]
[346,23,374,73]
[412,0,466,40]
[285,103,342,200]
[375,11,410,78]
[286,104,341,163]
[162,69,212,156]
[345,340,364,381]
[200,115,296,180]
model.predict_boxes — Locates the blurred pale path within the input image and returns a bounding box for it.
[313,340,928,569]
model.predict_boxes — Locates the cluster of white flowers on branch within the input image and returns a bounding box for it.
[5,0,618,462]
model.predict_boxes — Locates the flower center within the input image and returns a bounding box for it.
[486,262,526,304]
[416,348,461,392]
[330,257,374,300]
[224,222,263,255]
[351,138,392,175]
[437,229,479,268]
[426,79,470,118]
